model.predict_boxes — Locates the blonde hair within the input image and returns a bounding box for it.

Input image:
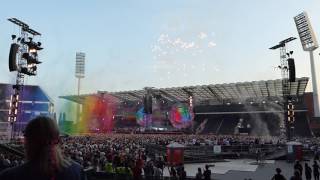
[24,116,71,176]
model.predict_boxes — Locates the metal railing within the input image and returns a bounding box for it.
[146,143,286,162]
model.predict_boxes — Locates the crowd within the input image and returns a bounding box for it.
[0,133,280,179]
[60,134,220,179]
[0,151,24,171]
[2,127,320,179]
[60,134,163,179]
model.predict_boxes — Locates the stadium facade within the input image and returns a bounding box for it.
[0,83,54,135]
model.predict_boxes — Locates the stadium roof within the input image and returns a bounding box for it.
[60,77,309,105]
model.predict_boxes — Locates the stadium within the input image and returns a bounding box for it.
[1,77,318,179]
[1,2,320,180]
[59,77,312,137]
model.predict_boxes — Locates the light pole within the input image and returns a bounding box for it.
[294,11,319,117]
[75,52,85,123]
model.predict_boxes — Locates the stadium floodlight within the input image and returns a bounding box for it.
[294,12,318,51]
[75,52,85,123]
[75,52,85,94]
[294,11,320,117]
[75,52,85,79]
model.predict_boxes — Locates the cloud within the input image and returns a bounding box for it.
[157,33,169,43]
[214,67,221,72]
[208,41,216,48]
[198,32,208,39]
[151,45,161,52]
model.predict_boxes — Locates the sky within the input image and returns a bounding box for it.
[0,0,320,112]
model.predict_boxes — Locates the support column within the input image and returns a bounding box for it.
[309,51,320,117]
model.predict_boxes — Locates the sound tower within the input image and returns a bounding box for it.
[9,43,19,71]
[143,95,153,114]
[147,95,152,114]
[143,96,147,113]
[288,58,296,82]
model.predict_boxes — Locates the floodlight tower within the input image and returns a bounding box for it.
[7,18,43,140]
[75,52,85,123]
[294,11,320,117]
[75,52,85,95]
[270,37,296,140]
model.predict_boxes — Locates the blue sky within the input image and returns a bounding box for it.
[0,0,320,111]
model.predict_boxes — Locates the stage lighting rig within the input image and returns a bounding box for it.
[270,37,296,140]
[8,18,43,77]
[7,18,43,140]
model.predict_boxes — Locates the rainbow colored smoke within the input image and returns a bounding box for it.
[60,95,117,134]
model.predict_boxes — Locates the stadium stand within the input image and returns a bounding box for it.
[0,83,54,135]
[59,77,312,137]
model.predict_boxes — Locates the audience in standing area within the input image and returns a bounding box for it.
[290,170,302,180]
[3,118,320,179]
[203,165,211,180]
[195,168,203,180]
[314,160,320,180]
[305,163,312,180]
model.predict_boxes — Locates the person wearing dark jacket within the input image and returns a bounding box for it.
[195,168,203,180]
[271,168,286,180]
[305,163,312,180]
[294,161,303,178]
[0,116,86,180]
[313,161,320,180]
[178,166,186,180]
[203,165,211,180]
[290,171,302,180]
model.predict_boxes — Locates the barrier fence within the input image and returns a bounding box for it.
[146,143,287,162]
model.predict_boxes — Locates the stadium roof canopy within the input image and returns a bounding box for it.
[60,77,309,105]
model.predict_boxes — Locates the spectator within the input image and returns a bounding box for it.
[294,161,303,178]
[123,164,133,180]
[156,157,165,174]
[203,165,211,180]
[255,148,261,163]
[271,168,286,180]
[170,167,178,180]
[0,154,9,171]
[144,160,154,179]
[132,161,142,180]
[0,116,86,180]
[179,166,186,180]
[153,164,162,180]
[104,161,114,173]
[313,161,320,180]
[305,163,312,180]
[195,168,203,180]
[290,171,302,180]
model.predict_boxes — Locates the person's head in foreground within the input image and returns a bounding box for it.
[24,116,68,174]
[0,116,86,180]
